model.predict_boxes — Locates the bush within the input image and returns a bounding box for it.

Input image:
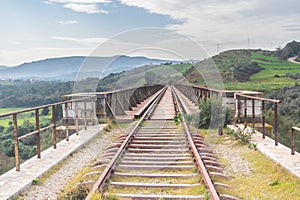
[198,98,233,129]
[59,186,89,200]
[227,126,252,144]
[0,125,4,133]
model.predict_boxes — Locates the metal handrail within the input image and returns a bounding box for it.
[235,92,281,145]
[0,96,95,171]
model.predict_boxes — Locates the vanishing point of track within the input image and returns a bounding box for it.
[85,86,239,200]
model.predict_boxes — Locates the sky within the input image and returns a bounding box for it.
[0,0,299,66]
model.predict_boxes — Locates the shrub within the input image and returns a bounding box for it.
[198,98,233,129]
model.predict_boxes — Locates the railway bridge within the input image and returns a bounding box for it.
[0,84,299,200]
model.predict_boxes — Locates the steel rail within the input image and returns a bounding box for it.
[85,86,168,199]
[171,86,220,200]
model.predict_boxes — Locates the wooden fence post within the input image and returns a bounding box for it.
[274,102,278,146]
[84,100,87,130]
[13,114,20,171]
[91,97,95,125]
[261,100,265,139]
[291,127,295,155]
[52,105,57,149]
[65,103,69,141]
[75,101,79,135]
[35,109,41,158]
[244,98,247,129]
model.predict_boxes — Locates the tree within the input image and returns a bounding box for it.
[0,125,4,133]
[198,98,233,129]
[0,139,14,157]
[42,107,50,116]
[145,71,156,85]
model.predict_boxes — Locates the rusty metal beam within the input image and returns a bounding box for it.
[236,93,281,103]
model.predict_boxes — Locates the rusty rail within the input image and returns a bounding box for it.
[172,87,220,200]
[291,126,300,155]
[235,93,281,145]
[86,86,167,199]
[0,96,95,171]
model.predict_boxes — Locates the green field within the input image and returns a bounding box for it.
[251,53,300,79]
[0,108,26,114]
[0,108,52,128]
[225,53,300,91]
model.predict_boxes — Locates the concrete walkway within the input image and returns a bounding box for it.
[0,124,106,200]
[228,124,300,178]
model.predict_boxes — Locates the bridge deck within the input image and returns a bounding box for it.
[151,86,175,120]
[0,125,106,200]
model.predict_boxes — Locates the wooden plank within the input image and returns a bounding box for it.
[111,182,201,188]
[119,160,194,165]
[117,165,194,170]
[115,194,204,200]
[128,144,188,148]
[122,157,192,161]
[114,172,198,178]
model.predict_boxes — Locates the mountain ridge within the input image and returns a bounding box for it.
[0,55,181,81]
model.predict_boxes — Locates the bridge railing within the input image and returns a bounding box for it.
[0,96,96,171]
[63,84,164,120]
[174,84,223,104]
[235,93,281,145]
[291,126,300,155]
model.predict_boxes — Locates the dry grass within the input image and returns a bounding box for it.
[206,130,300,199]
[107,185,206,196]
[220,149,300,199]
[111,175,202,184]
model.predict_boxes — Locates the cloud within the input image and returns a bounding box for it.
[10,42,21,45]
[120,0,300,52]
[52,36,108,45]
[64,3,107,14]
[281,25,300,32]
[58,20,79,25]
[48,0,110,3]
[46,0,110,14]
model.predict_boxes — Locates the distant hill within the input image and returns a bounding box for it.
[74,40,300,92]
[0,56,180,81]
[278,40,300,61]
[184,49,272,83]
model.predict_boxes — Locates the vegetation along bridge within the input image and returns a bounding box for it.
[0,83,299,199]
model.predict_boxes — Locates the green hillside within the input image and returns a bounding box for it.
[183,46,300,92]
[225,52,300,91]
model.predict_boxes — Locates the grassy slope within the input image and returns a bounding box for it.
[0,107,24,114]
[0,108,52,128]
[251,53,300,82]
[227,53,300,91]
[209,132,300,199]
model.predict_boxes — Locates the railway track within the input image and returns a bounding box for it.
[84,86,239,200]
